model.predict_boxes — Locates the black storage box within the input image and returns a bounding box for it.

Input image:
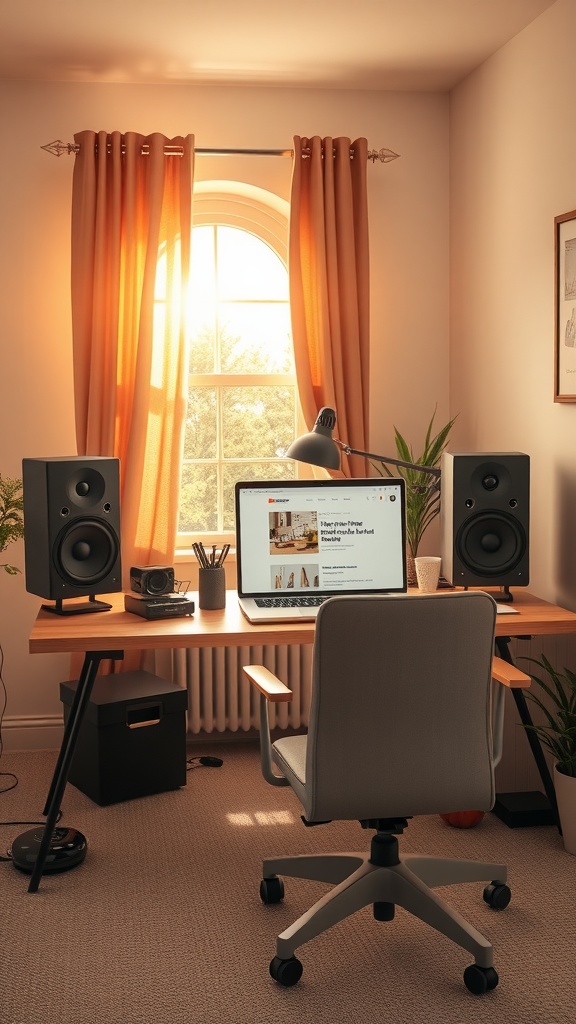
[60,670,188,806]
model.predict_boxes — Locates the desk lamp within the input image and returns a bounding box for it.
[286,407,441,484]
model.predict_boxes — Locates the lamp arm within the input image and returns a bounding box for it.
[338,441,441,479]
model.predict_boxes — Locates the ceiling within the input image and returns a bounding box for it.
[0,0,556,92]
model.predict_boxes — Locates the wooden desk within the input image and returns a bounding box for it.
[29,590,316,654]
[26,588,576,892]
[28,586,576,654]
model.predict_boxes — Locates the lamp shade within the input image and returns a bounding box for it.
[286,408,341,470]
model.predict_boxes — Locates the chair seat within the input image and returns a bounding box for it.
[272,735,307,805]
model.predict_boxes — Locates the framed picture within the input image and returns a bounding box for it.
[554,209,576,401]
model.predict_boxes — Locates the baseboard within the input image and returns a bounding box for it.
[1,715,64,751]
[2,720,305,753]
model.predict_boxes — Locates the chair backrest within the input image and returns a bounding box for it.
[302,591,497,823]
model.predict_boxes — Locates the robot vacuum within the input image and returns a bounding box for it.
[8,826,87,873]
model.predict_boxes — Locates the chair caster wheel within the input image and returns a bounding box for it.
[269,955,303,987]
[463,964,499,994]
[483,881,511,909]
[260,876,285,904]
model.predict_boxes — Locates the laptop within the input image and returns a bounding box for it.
[235,478,407,623]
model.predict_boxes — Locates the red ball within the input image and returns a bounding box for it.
[439,810,485,829]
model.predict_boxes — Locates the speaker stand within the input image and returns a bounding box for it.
[491,791,556,828]
[463,584,514,602]
[42,596,113,616]
[494,636,561,831]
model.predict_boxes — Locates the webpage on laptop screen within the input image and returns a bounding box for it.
[237,480,406,596]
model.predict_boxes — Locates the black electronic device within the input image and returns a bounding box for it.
[8,826,87,874]
[130,565,175,596]
[22,456,121,614]
[124,593,195,619]
[440,452,529,590]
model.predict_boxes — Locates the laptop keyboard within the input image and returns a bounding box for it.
[254,596,328,609]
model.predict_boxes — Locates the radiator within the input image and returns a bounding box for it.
[171,644,312,734]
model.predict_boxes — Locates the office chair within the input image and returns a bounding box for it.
[243,591,517,995]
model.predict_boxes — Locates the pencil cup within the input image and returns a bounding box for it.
[414,556,442,593]
[198,567,226,610]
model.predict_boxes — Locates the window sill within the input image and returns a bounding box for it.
[174,548,237,565]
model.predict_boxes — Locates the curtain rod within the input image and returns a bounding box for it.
[40,139,400,164]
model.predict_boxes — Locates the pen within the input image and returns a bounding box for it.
[193,542,209,568]
[216,543,230,567]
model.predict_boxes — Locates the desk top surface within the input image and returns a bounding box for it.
[28,588,576,655]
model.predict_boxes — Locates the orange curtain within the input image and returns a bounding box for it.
[289,136,370,477]
[71,131,194,581]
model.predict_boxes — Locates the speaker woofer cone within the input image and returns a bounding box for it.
[456,511,527,577]
[54,519,120,587]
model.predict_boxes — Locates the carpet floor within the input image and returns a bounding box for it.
[0,741,574,1024]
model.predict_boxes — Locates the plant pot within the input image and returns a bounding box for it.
[406,552,417,587]
[554,763,576,855]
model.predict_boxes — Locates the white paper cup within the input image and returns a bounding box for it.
[414,556,441,593]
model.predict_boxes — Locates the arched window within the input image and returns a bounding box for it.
[169,183,301,547]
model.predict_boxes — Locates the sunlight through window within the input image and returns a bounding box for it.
[180,223,297,538]
[226,810,297,827]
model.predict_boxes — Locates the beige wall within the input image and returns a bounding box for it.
[448,0,576,794]
[450,0,576,613]
[0,81,449,746]
[4,0,575,764]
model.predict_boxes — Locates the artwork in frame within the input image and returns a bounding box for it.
[555,209,576,402]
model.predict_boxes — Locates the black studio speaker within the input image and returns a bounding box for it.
[440,452,530,589]
[22,456,122,614]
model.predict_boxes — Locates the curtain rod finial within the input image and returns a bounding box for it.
[367,148,400,164]
[41,140,77,157]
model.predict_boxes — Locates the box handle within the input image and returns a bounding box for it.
[126,701,162,729]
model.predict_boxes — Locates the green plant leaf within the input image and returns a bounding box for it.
[519,654,576,775]
[0,475,25,556]
[388,409,457,557]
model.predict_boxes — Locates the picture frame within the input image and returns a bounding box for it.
[554,209,576,402]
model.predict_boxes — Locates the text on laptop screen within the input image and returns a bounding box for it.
[235,479,406,596]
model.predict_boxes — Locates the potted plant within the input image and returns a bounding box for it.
[0,475,24,575]
[522,654,576,854]
[372,409,457,584]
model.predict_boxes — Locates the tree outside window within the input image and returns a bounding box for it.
[163,213,298,543]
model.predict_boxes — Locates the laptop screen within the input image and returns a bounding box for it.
[235,478,407,597]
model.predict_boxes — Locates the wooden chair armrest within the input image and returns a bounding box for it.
[492,656,531,688]
[243,664,293,702]
[242,664,292,788]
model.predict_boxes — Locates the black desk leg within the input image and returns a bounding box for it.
[494,636,560,831]
[28,649,124,893]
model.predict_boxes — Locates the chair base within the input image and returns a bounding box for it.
[263,832,507,971]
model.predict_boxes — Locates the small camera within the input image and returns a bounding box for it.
[130,565,175,597]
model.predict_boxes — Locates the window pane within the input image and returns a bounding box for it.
[220,304,293,373]
[179,463,218,533]
[217,227,288,300]
[176,208,297,541]
[183,387,217,459]
[188,226,216,372]
[222,386,296,459]
[222,461,295,531]
[189,322,216,373]
[190,226,216,299]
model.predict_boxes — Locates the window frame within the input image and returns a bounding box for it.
[175,181,304,554]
